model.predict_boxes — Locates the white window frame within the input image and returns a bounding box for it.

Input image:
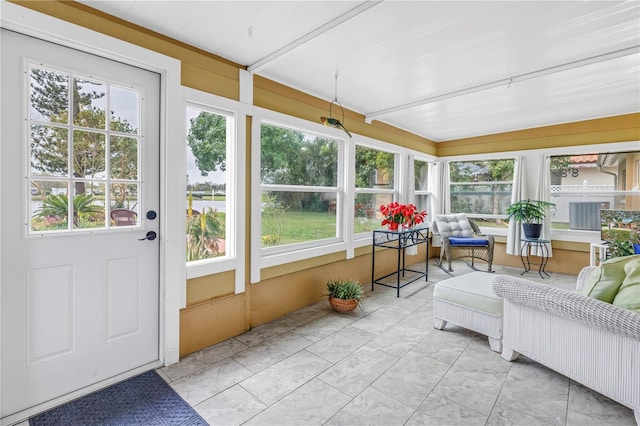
[412,154,436,222]
[250,109,348,281]
[544,142,640,243]
[182,88,247,292]
[352,143,400,243]
[447,157,517,217]
[442,153,519,237]
[350,135,418,254]
[442,142,640,243]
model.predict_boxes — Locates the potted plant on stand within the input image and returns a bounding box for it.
[325,278,364,313]
[506,199,555,239]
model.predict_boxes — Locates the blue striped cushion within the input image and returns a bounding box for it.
[449,237,488,246]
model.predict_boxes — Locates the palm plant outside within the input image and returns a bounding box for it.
[186,191,225,261]
[35,193,103,228]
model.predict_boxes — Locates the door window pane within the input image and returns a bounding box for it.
[72,77,106,129]
[72,184,106,229]
[110,135,138,180]
[30,181,69,231]
[29,67,68,124]
[73,130,105,179]
[110,86,139,134]
[110,183,138,210]
[30,125,68,177]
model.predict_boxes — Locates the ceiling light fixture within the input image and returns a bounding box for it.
[365,45,640,123]
[321,71,352,138]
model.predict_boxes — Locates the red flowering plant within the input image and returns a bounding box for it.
[379,202,427,231]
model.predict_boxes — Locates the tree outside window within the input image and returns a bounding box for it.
[260,123,340,249]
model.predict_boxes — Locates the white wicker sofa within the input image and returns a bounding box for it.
[492,270,640,423]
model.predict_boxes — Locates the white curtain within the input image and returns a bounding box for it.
[534,155,553,257]
[407,154,416,205]
[430,161,449,248]
[430,160,450,217]
[506,157,526,255]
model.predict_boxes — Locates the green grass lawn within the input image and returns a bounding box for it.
[266,211,337,245]
[262,212,387,246]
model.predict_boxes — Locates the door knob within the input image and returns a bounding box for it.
[138,231,157,241]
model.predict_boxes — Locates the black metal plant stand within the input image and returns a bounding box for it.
[520,238,551,278]
[371,226,429,297]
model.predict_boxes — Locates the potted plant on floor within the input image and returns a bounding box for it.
[325,278,364,313]
[506,199,555,239]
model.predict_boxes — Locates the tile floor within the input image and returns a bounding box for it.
[157,261,637,426]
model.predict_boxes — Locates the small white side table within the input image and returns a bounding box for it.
[590,243,608,266]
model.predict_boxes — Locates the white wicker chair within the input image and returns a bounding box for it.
[493,270,640,423]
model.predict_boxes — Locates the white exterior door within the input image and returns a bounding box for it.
[1,29,161,419]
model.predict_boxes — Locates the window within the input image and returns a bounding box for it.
[549,151,640,232]
[354,145,396,234]
[186,105,232,262]
[414,159,431,217]
[449,159,515,228]
[28,64,141,233]
[260,122,341,251]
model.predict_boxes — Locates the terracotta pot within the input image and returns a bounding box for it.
[329,297,358,313]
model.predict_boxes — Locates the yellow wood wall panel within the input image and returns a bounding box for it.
[179,294,245,357]
[186,270,235,306]
[260,252,347,281]
[181,64,239,100]
[438,114,640,157]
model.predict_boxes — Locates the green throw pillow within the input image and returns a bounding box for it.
[582,255,640,303]
[612,258,640,313]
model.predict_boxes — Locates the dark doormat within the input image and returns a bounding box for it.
[29,370,208,425]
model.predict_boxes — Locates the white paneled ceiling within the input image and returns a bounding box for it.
[78,0,640,142]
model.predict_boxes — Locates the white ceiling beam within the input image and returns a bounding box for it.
[364,45,640,123]
[247,0,383,73]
